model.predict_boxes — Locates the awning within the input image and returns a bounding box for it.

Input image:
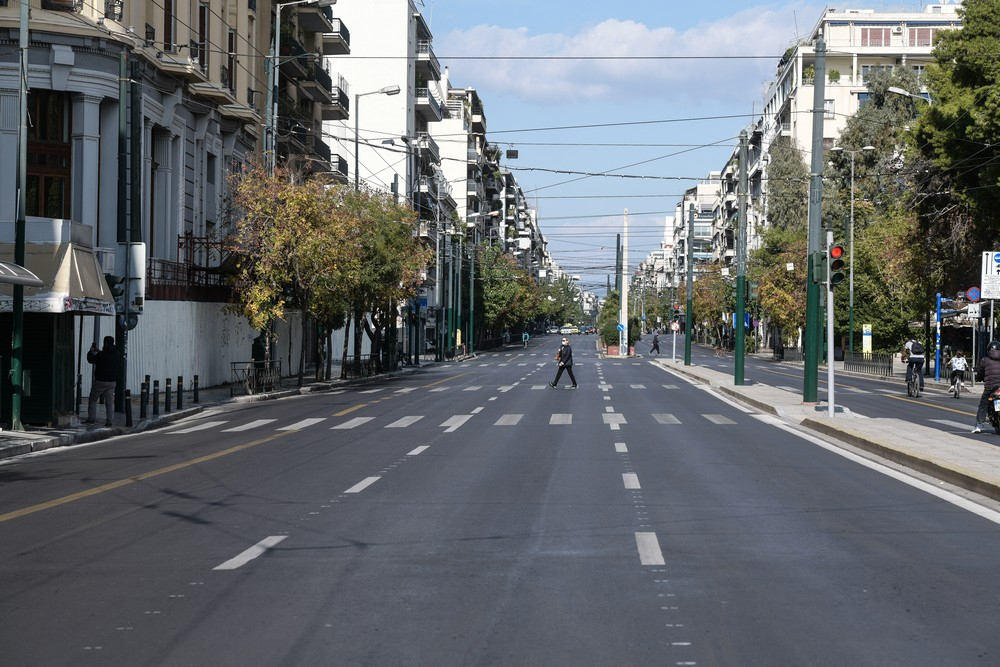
[0,243,115,315]
[0,261,42,287]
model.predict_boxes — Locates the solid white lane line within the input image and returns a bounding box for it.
[332,417,375,429]
[550,414,572,425]
[635,532,665,565]
[385,416,424,428]
[344,477,381,494]
[213,535,287,571]
[615,442,628,453]
[495,414,523,426]
[703,414,736,425]
[441,415,473,432]
[169,421,227,434]
[279,418,327,430]
[623,473,641,489]
[653,414,681,425]
[222,419,276,432]
[407,445,429,456]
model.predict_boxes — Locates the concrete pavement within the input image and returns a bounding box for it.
[3,351,1000,503]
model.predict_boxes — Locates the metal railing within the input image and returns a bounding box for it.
[230,360,282,396]
[843,351,895,378]
[771,347,804,362]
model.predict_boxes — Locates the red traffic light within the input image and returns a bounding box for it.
[829,244,845,260]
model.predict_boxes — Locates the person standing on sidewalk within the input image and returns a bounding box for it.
[973,341,1000,433]
[549,337,577,389]
[86,336,119,427]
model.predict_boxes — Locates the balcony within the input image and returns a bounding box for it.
[321,79,350,120]
[298,64,333,103]
[188,81,237,106]
[418,134,440,163]
[415,88,444,122]
[332,153,348,180]
[279,37,309,79]
[296,2,333,34]
[310,133,331,165]
[153,49,207,82]
[416,39,441,81]
[471,112,486,135]
[323,19,351,56]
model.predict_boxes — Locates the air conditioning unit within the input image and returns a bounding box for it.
[892,26,903,34]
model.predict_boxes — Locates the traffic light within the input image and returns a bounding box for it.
[672,303,680,319]
[829,244,846,286]
[104,273,126,312]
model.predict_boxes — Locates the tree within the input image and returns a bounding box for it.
[478,243,540,337]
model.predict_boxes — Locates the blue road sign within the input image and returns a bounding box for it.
[968,286,981,302]
[617,323,625,332]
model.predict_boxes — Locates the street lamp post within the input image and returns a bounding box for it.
[467,210,499,357]
[353,85,400,189]
[265,0,337,176]
[831,144,874,353]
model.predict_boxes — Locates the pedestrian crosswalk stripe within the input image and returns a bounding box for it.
[222,419,276,432]
[603,414,626,425]
[360,389,384,394]
[635,532,665,566]
[550,414,572,425]
[385,416,424,428]
[463,386,482,391]
[630,384,646,389]
[615,442,628,453]
[495,414,523,426]
[929,418,972,431]
[169,421,228,434]
[332,417,375,429]
[407,445,429,456]
[279,418,327,431]
[623,473,641,489]
[531,385,547,390]
[703,414,736,425]
[441,415,473,432]
[395,388,417,393]
[344,476,380,494]
[653,414,680,424]
[429,387,449,392]
[661,384,678,390]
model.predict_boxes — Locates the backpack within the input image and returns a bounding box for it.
[910,341,924,356]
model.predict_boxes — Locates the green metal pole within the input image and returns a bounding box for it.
[469,229,475,355]
[11,0,29,429]
[684,203,694,366]
[735,129,748,385]
[803,39,827,403]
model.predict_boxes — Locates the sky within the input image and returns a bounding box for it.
[414,0,894,295]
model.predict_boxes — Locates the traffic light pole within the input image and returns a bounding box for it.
[803,39,827,404]
[735,129,748,385]
[826,230,836,417]
[684,203,694,366]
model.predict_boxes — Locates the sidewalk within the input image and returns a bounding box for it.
[653,357,1000,502]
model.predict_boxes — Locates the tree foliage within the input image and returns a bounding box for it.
[478,242,540,334]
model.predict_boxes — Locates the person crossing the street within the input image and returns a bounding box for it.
[549,337,577,389]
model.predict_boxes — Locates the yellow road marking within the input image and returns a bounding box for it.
[0,431,293,524]
[334,403,369,417]
[884,394,976,417]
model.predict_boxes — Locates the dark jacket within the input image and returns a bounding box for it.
[977,348,1000,389]
[558,344,573,367]
[87,343,119,382]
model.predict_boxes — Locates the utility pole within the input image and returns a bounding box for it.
[735,129,748,385]
[11,0,29,429]
[684,203,694,365]
[803,39,827,403]
[620,210,629,356]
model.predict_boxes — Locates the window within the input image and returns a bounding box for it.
[857,92,871,109]
[861,27,891,47]
[25,91,72,219]
[860,64,890,84]
[824,99,835,119]
[196,3,209,71]
[163,0,175,51]
[227,30,237,92]
[909,27,935,47]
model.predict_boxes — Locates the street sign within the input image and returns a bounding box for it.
[969,303,981,318]
[617,323,625,332]
[982,252,1000,299]
[671,321,680,332]
[968,286,980,302]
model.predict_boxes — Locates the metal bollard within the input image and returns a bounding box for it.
[153,380,160,416]
[177,376,183,410]
[144,375,151,409]
[139,381,148,419]
[125,390,133,427]
[193,375,199,404]
[165,378,172,413]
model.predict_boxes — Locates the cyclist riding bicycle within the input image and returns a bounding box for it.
[948,350,968,395]
[902,337,925,392]
[973,340,1000,433]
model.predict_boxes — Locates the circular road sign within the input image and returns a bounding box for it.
[968,286,981,302]
[671,321,680,332]
[617,323,625,332]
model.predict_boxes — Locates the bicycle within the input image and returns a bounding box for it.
[907,370,920,398]
[951,372,964,399]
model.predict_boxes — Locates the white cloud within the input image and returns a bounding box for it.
[437,7,807,107]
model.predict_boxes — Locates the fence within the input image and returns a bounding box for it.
[771,347,804,363]
[230,360,282,396]
[843,351,895,378]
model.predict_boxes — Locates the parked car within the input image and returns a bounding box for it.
[547,326,560,334]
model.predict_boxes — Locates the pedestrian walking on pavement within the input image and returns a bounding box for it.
[650,331,660,355]
[86,336,119,426]
[549,337,577,389]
